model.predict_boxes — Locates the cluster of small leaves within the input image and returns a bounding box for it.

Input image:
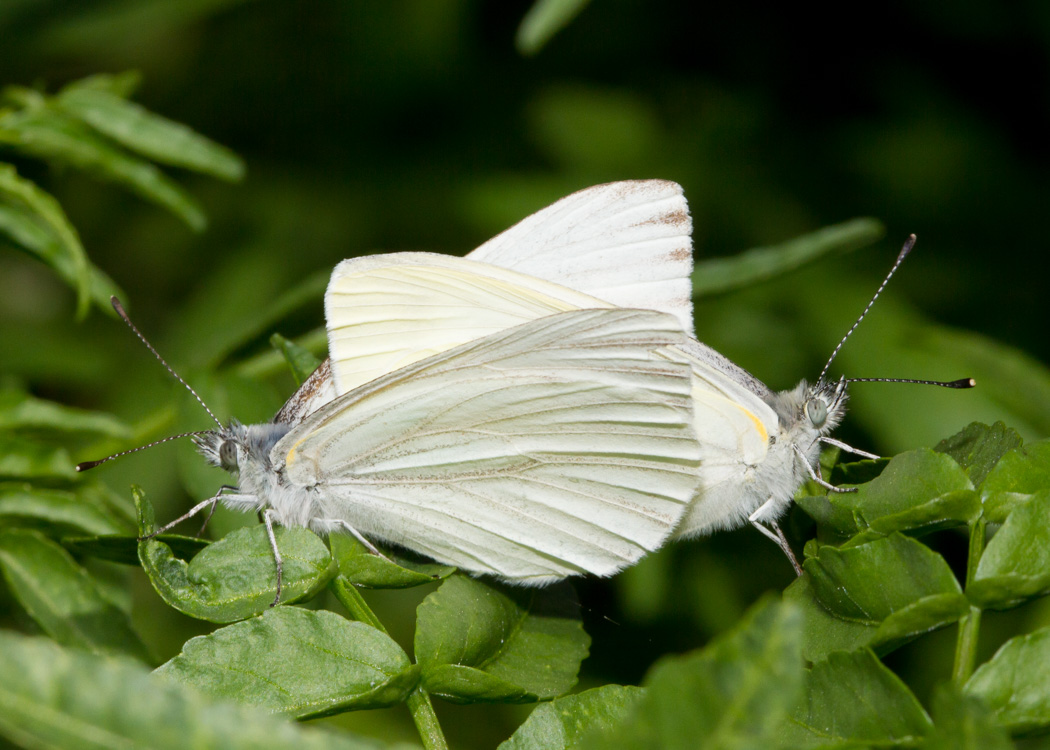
[0,71,244,315]
[4,353,1050,750]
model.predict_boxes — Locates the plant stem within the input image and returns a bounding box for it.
[328,577,449,750]
[952,518,985,685]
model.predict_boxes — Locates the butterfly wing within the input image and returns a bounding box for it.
[273,308,701,582]
[324,252,616,395]
[467,180,694,332]
[274,358,336,426]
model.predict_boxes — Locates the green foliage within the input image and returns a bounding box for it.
[0,72,243,315]
[2,6,1050,748]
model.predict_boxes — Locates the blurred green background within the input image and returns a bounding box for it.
[2,2,1050,747]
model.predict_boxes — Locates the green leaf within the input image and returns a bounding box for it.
[965,625,1050,735]
[783,576,877,661]
[0,107,206,230]
[155,607,418,719]
[63,532,209,566]
[60,70,143,98]
[500,685,643,750]
[831,449,976,540]
[779,649,932,748]
[692,217,884,298]
[0,632,388,750]
[515,0,592,56]
[0,163,90,315]
[56,86,245,181]
[981,439,1050,523]
[0,388,130,436]
[135,488,336,622]
[795,492,864,541]
[0,201,121,312]
[934,421,1023,489]
[0,483,133,537]
[415,575,589,703]
[584,596,803,750]
[804,534,969,650]
[925,683,1013,750]
[0,530,149,660]
[330,533,455,589]
[0,433,76,479]
[969,490,1050,608]
[271,332,323,386]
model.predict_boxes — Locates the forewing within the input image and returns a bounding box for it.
[274,358,336,425]
[276,308,701,582]
[324,253,614,395]
[467,180,694,332]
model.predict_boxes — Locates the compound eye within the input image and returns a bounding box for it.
[219,440,238,471]
[806,398,828,428]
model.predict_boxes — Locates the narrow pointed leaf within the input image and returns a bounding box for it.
[0,434,76,479]
[156,607,417,718]
[0,388,129,436]
[0,633,386,750]
[516,0,592,56]
[0,164,89,314]
[0,107,206,230]
[56,86,245,181]
[416,575,589,703]
[0,484,133,537]
[692,218,884,297]
[271,332,323,386]
[0,530,149,660]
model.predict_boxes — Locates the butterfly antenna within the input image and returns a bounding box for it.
[110,296,222,428]
[846,376,976,389]
[75,431,211,472]
[818,234,917,383]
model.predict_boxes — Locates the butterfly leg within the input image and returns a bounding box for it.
[262,509,283,608]
[818,436,880,460]
[195,485,237,537]
[322,519,395,564]
[748,499,803,576]
[139,490,226,540]
[794,445,857,494]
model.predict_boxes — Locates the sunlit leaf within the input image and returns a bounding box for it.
[155,607,418,718]
[969,490,1050,608]
[0,107,206,230]
[0,632,386,750]
[56,85,245,181]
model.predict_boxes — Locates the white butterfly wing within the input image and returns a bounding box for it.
[324,252,615,395]
[274,308,701,582]
[467,180,694,332]
[324,253,781,540]
[274,358,336,426]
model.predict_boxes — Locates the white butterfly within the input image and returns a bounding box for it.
[189,308,701,590]
[286,180,866,573]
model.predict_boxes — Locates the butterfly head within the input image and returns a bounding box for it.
[803,376,848,435]
[194,420,291,475]
[194,420,248,473]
